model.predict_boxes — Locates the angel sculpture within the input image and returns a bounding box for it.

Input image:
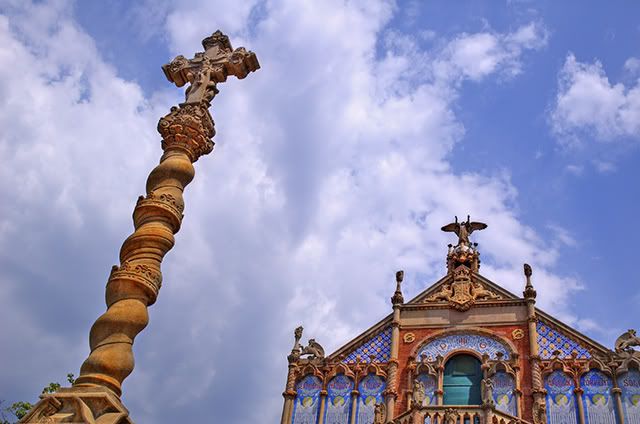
[441,215,487,247]
[481,377,495,406]
[615,329,640,354]
[412,379,426,406]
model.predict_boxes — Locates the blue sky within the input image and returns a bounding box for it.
[1,0,639,422]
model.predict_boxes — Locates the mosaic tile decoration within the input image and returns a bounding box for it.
[537,321,591,359]
[356,374,386,424]
[545,370,577,424]
[342,326,392,363]
[620,370,640,424]
[292,375,322,424]
[492,371,517,417]
[415,373,437,406]
[416,333,510,361]
[581,369,615,424]
[325,374,353,424]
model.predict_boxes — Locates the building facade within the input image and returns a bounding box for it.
[280,218,640,424]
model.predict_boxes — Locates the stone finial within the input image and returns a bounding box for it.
[523,263,536,299]
[391,270,404,305]
[288,326,304,362]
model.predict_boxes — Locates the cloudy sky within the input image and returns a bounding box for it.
[1,0,639,422]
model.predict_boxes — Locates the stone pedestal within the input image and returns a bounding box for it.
[20,387,131,424]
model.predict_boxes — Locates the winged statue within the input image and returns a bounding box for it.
[441,215,487,247]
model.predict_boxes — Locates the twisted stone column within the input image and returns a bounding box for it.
[281,358,298,424]
[73,104,214,394]
[21,30,259,424]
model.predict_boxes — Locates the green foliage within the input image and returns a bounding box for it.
[1,400,33,422]
[40,382,60,394]
[1,373,75,423]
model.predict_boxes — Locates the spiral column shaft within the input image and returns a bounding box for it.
[73,103,214,396]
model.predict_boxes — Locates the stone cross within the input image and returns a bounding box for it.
[162,30,260,106]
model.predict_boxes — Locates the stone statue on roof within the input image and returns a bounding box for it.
[615,329,640,354]
[441,215,487,247]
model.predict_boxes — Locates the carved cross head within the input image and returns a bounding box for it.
[162,30,260,106]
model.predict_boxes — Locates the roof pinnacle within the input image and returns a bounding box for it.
[523,263,537,299]
[391,270,404,305]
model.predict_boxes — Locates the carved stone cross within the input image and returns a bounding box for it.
[162,30,260,106]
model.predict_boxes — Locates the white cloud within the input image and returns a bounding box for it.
[551,53,640,144]
[0,1,579,423]
[624,57,640,75]
[434,22,548,82]
[565,164,584,176]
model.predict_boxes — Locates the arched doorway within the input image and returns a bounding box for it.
[443,354,482,405]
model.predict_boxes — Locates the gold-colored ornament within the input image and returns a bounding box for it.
[403,333,416,343]
[512,329,525,340]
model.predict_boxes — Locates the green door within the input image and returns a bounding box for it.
[443,354,482,405]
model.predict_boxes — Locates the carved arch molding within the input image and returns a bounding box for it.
[416,332,511,361]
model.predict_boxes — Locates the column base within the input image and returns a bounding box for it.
[19,386,132,424]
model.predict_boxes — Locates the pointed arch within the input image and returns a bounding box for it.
[355,372,386,424]
[324,373,354,424]
[618,368,640,424]
[544,369,577,424]
[580,369,616,424]
[292,374,323,424]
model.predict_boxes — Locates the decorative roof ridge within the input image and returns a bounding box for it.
[535,308,611,356]
[326,314,393,360]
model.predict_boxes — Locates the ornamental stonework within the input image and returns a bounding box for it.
[424,265,501,311]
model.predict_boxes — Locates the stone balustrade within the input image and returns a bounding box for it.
[392,405,531,424]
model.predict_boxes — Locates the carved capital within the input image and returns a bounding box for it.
[158,105,215,162]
